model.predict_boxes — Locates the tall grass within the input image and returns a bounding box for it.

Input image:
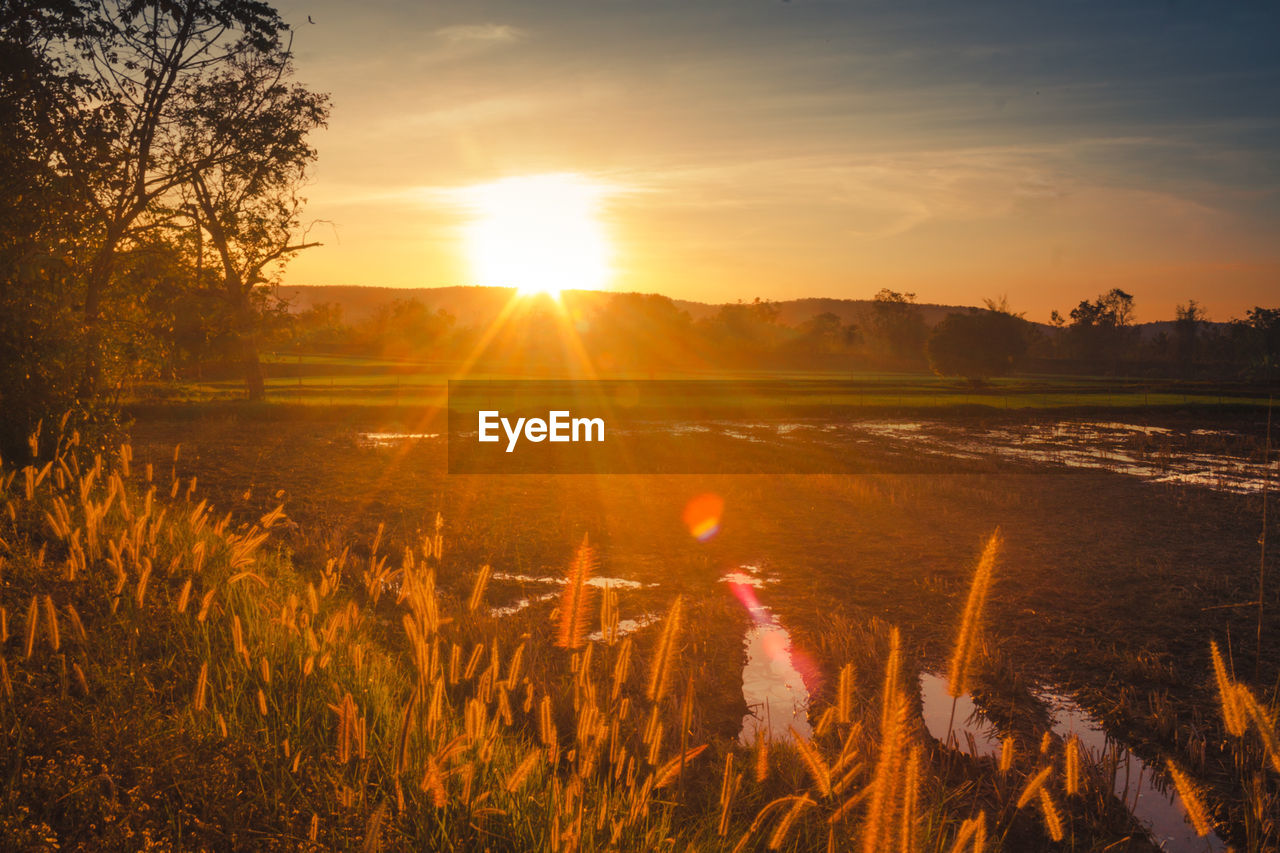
[1,423,1277,850]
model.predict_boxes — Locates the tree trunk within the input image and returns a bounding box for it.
[76,237,119,401]
[235,297,265,402]
[241,332,265,402]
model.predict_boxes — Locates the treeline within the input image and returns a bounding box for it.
[263,288,1280,383]
[265,291,890,375]
[1036,292,1280,379]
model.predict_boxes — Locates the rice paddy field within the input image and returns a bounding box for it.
[2,396,1278,851]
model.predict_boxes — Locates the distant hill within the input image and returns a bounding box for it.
[276,285,715,322]
[277,285,1246,341]
[275,284,1009,330]
[765,296,983,329]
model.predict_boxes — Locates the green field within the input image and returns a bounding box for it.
[136,352,1275,412]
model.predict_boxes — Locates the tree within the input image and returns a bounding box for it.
[1241,307,1280,379]
[1063,288,1136,366]
[794,312,860,358]
[870,289,927,364]
[1173,300,1205,372]
[18,0,294,399]
[0,2,107,451]
[579,293,694,371]
[177,48,329,399]
[356,300,456,360]
[701,298,782,365]
[927,304,1028,380]
[285,302,349,354]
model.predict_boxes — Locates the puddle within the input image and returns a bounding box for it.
[725,568,812,745]
[660,424,712,436]
[487,574,649,620]
[721,429,767,442]
[919,672,1002,758]
[489,592,557,618]
[719,565,773,588]
[1043,692,1227,852]
[588,614,660,643]
[843,419,1271,494]
[1080,422,1173,436]
[919,671,1225,851]
[490,571,647,590]
[359,432,440,447]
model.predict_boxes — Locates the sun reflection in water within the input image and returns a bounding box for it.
[724,566,815,744]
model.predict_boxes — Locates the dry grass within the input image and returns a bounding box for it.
[0,421,1277,850]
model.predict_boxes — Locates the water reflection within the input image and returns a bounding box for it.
[358,432,440,447]
[845,420,1270,494]
[588,614,660,644]
[724,566,812,745]
[919,672,1001,757]
[489,592,557,618]
[491,571,646,589]
[918,671,1225,852]
[1043,692,1226,853]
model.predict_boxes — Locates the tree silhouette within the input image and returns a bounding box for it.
[1173,300,1205,374]
[19,0,295,399]
[1064,288,1136,367]
[870,289,927,364]
[177,48,328,399]
[927,304,1028,381]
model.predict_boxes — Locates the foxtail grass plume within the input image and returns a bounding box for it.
[899,746,922,852]
[862,689,910,853]
[1235,686,1280,773]
[718,752,737,837]
[600,583,620,645]
[23,595,38,660]
[880,626,902,736]
[790,729,832,797]
[467,564,491,613]
[1210,640,1246,737]
[863,631,911,853]
[1037,788,1064,841]
[947,529,1001,699]
[767,795,814,851]
[837,663,855,724]
[1015,765,1053,809]
[947,813,987,853]
[42,595,59,652]
[556,536,596,649]
[1165,759,1213,837]
[505,748,543,793]
[1064,734,1081,795]
[999,737,1015,773]
[646,595,683,703]
[754,728,770,783]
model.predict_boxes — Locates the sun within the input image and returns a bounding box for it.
[457,173,613,297]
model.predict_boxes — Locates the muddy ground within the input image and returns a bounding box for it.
[129,405,1278,849]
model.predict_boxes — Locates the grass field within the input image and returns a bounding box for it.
[3,403,1277,850]
[137,353,1277,412]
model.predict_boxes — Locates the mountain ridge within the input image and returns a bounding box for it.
[275,284,1231,336]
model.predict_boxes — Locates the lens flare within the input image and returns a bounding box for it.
[682,492,724,542]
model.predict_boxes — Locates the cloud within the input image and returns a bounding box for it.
[434,24,526,45]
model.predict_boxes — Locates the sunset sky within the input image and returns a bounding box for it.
[275,1,1279,322]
